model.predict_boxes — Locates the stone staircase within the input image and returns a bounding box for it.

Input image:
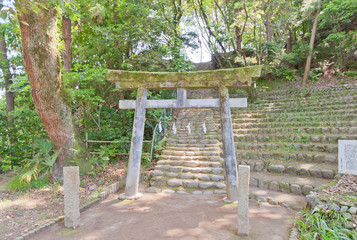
[150,85,357,209]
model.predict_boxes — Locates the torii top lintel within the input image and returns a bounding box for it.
[107,66,262,90]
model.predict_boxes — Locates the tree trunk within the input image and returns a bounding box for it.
[0,32,15,114]
[16,1,89,179]
[264,1,272,42]
[62,15,72,72]
[302,1,320,87]
[286,22,292,53]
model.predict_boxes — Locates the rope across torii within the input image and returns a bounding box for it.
[107,66,262,202]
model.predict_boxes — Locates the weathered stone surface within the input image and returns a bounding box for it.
[256,196,267,202]
[64,166,80,229]
[152,170,164,177]
[184,180,199,188]
[180,173,193,179]
[167,179,182,187]
[185,161,199,167]
[259,180,269,189]
[203,190,213,195]
[212,168,223,174]
[211,175,224,181]
[341,206,349,213]
[215,182,226,189]
[199,182,214,189]
[348,207,357,215]
[166,172,178,178]
[269,199,279,205]
[268,181,279,192]
[286,166,297,175]
[296,168,309,176]
[314,154,325,162]
[162,189,175,194]
[309,169,322,178]
[192,190,202,195]
[146,187,161,193]
[254,164,264,172]
[176,190,188,194]
[250,178,258,187]
[279,182,290,193]
[302,185,314,195]
[198,175,211,181]
[290,184,302,195]
[268,165,285,173]
[321,170,334,179]
[238,165,250,236]
[325,155,337,163]
[349,127,357,134]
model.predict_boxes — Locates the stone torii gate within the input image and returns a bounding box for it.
[107,66,262,202]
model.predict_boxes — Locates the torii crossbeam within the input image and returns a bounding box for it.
[107,66,262,201]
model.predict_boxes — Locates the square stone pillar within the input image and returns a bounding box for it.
[64,166,80,229]
[238,165,250,236]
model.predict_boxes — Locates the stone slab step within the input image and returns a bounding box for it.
[150,177,226,190]
[161,150,220,156]
[233,120,357,129]
[167,139,219,144]
[235,103,357,115]
[250,171,331,196]
[234,133,357,145]
[234,126,357,135]
[236,149,337,164]
[237,159,337,179]
[160,155,223,162]
[236,141,338,154]
[232,109,356,120]
[156,159,223,168]
[166,146,221,152]
[165,143,220,148]
[232,113,357,124]
[155,165,224,174]
[152,170,225,182]
[250,187,306,210]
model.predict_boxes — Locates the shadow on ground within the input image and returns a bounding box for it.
[31,184,296,240]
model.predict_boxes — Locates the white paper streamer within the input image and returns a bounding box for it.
[159,121,162,133]
[187,122,191,134]
[172,122,177,135]
[202,121,207,134]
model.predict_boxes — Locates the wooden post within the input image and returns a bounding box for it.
[119,86,147,200]
[219,86,238,202]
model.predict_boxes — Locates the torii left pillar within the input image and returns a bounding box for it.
[119,86,147,199]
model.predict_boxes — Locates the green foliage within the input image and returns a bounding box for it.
[6,140,61,191]
[309,69,323,82]
[296,206,357,240]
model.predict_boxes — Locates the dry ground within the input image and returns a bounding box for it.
[0,163,126,240]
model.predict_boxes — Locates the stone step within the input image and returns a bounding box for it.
[165,143,220,148]
[234,133,357,145]
[236,141,338,154]
[152,170,225,182]
[234,126,357,135]
[237,159,337,179]
[161,150,221,156]
[154,165,224,174]
[166,146,221,152]
[159,155,223,162]
[168,134,220,139]
[167,139,219,144]
[236,149,337,164]
[233,120,357,129]
[150,177,226,190]
[156,159,223,168]
[232,113,357,124]
[249,187,306,210]
[246,95,357,110]
[249,171,331,196]
[236,102,357,116]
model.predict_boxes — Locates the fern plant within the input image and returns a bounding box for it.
[6,140,61,191]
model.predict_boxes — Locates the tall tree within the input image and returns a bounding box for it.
[302,0,321,87]
[0,31,14,115]
[15,0,89,179]
[62,15,72,72]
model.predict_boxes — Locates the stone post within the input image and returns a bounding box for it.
[120,86,147,200]
[238,165,250,236]
[64,166,80,229]
[219,86,238,202]
[177,88,187,107]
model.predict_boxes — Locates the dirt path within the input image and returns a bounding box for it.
[31,185,296,240]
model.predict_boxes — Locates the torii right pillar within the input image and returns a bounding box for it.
[220,86,239,202]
